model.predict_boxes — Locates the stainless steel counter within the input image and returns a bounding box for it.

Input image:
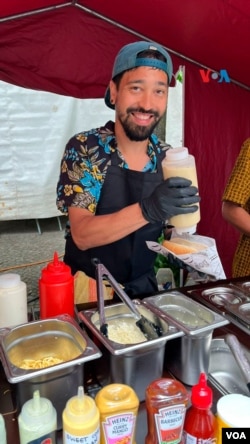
[1,275,250,443]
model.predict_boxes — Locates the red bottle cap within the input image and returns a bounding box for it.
[191,373,212,409]
[41,252,72,284]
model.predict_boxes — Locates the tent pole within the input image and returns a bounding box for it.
[76,4,250,92]
[0,2,71,23]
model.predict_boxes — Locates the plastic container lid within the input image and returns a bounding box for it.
[191,373,212,409]
[217,394,250,427]
[21,390,57,427]
[0,273,21,288]
[164,147,189,161]
[174,225,197,235]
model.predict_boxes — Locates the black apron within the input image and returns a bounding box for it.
[64,149,164,298]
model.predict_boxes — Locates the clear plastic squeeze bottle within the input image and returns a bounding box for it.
[183,373,217,444]
[18,389,57,444]
[145,378,189,444]
[162,147,200,234]
[39,251,74,318]
[62,386,100,444]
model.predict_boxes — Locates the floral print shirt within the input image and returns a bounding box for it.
[56,120,170,216]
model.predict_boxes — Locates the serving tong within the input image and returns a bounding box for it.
[92,258,162,341]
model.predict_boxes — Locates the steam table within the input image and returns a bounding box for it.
[1,275,250,443]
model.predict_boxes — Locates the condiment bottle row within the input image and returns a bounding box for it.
[17,384,139,444]
[15,375,250,444]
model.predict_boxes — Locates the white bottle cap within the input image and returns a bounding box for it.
[21,390,57,428]
[174,225,197,235]
[0,273,21,288]
[165,147,189,161]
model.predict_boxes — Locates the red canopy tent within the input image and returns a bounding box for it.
[1,0,250,277]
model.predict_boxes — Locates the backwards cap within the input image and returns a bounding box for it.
[105,41,173,109]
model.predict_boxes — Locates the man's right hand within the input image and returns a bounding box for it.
[140,177,200,224]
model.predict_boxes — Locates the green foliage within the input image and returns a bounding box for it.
[154,233,180,287]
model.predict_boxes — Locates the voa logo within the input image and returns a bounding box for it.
[199,69,230,83]
[222,429,250,443]
[226,431,247,439]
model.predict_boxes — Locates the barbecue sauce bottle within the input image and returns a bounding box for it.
[183,373,217,444]
[145,378,189,444]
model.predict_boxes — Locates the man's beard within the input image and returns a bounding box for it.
[118,107,163,141]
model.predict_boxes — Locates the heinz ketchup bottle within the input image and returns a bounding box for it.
[183,373,217,444]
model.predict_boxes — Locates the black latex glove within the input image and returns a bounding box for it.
[140,177,200,224]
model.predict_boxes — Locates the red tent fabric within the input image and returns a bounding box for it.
[1,0,250,277]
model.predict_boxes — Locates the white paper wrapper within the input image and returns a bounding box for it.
[147,230,226,281]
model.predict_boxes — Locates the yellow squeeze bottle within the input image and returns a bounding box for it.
[95,383,139,444]
[62,385,100,444]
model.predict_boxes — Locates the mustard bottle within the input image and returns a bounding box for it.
[95,383,139,444]
[62,386,100,444]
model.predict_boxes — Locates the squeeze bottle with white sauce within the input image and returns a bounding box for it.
[162,147,200,234]
[18,389,57,444]
[95,383,139,444]
[62,385,100,444]
[0,273,28,328]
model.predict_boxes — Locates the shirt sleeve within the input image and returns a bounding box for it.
[56,134,100,215]
[222,138,250,207]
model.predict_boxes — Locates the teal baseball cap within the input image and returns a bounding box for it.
[105,41,173,109]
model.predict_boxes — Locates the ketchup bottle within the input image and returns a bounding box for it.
[183,373,217,444]
[39,252,74,318]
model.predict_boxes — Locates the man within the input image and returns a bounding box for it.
[222,138,250,277]
[56,41,200,298]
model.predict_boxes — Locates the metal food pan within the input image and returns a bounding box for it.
[0,314,102,383]
[78,299,183,355]
[143,291,228,335]
[78,300,183,401]
[201,286,249,307]
[0,314,102,430]
[208,338,250,396]
[225,302,250,326]
[232,281,250,296]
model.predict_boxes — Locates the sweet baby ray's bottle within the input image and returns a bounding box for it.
[162,147,200,234]
[62,386,100,444]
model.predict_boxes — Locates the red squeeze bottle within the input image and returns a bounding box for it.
[39,252,74,319]
[183,373,217,444]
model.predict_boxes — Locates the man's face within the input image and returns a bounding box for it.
[110,66,169,141]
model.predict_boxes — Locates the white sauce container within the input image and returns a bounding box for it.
[0,273,28,328]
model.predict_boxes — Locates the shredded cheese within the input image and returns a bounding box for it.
[105,319,147,344]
